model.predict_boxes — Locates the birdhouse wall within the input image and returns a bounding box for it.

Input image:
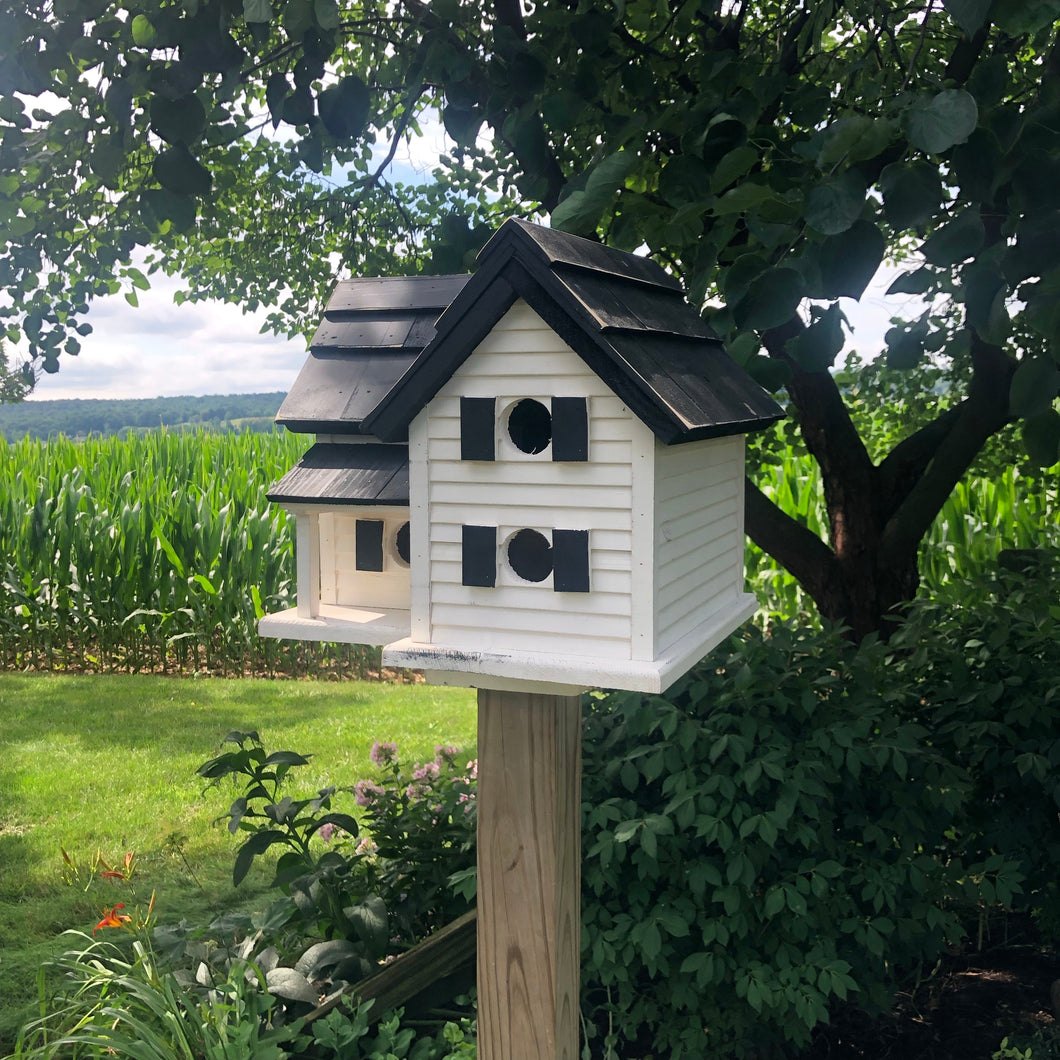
[410,300,642,661]
[319,507,412,611]
[652,435,746,656]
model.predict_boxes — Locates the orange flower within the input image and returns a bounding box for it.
[93,904,132,934]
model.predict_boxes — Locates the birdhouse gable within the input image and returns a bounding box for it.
[363,219,783,445]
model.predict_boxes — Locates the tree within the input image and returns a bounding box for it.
[3,0,1059,637]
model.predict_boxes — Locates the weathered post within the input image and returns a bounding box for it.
[476,689,582,1060]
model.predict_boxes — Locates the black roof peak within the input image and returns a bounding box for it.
[364,219,783,445]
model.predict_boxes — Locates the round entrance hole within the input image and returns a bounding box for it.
[394,521,411,566]
[507,398,552,454]
[507,528,553,583]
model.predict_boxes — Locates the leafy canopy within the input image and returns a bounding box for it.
[3,0,1060,630]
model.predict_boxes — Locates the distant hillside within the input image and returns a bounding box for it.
[0,392,287,440]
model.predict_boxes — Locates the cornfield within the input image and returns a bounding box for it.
[0,429,1056,674]
[0,430,381,677]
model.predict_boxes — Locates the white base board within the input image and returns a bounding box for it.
[384,594,758,694]
[258,604,411,646]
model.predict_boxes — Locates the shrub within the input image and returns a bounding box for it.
[890,552,1060,935]
[578,622,1020,1060]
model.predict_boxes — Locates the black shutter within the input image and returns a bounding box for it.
[552,528,590,592]
[462,524,497,587]
[551,397,588,461]
[355,519,384,572]
[460,397,496,460]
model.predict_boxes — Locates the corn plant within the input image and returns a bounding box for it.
[0,429,380,677]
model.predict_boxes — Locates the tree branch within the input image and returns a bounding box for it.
[744,476,837,601]
[879,333,1013,561]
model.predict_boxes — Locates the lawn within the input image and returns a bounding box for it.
[0,673,477,1055]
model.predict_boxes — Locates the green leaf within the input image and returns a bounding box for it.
[295,939,360,979]
[281,86,315,127]
[804,172,865,235]
[733,267,804,331]
[153,143,212,196]
[816,220,885,301]
[886,267,935,296]
[764,887,786,917]
[263,750,312,767]
[551,150,636,235]
[880,161,944,231]
[713,181,777,216]
[509,51,547,94]
[314,0,341,29]
[1009,357,1060,419]
[266,72,289,127]
[658,155,711,208]
[266,967,320,1004]
[142,188,199,233]
[994,0,1060,34]
[233,829,286,885]
[710,145,758,193]
[962,264,1007,339]
[244,0,273,22]
[442,104,483,148]
[347,896,388,954]
[1003,212,1060,285]
[1022,409,1060,468]
[283,0,315,40]
[885,318,929,369]
[131,13,157,47]
[906,90,978,154]
[816,116,894,168]
[787,304,844,372]
[318,75,370,140]
[920,208,984,266]
[943,0,992,34]
[149,94,207,145]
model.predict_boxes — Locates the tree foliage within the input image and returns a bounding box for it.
[3,0,1059,634]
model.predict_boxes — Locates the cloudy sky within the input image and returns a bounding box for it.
[23,121,912,404]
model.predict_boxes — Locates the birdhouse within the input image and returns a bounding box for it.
[261,219,783,693]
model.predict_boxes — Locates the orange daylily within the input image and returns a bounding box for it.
[93,903,132,934]
[99,851,135,882]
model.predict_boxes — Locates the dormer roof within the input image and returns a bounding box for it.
[275,274,470,435]
[363,219,784,445]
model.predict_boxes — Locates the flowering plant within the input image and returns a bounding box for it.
[351,742,478,943]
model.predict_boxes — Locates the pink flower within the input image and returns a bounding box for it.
[318,822,336,843]
[370,741,398,767]
[355,780,385,807]
[434,745,459,766]
[412,761,441,783]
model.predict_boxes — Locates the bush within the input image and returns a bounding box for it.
[578,622,1021,1059]
[890,552,1060,935]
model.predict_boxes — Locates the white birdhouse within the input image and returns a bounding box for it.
[260,219,782,693]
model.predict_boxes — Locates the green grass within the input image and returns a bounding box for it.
[0,673,477,1055]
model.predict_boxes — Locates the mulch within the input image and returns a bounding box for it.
[809,921,1060,1059]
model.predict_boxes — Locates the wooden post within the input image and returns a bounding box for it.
[476,688,582,1060]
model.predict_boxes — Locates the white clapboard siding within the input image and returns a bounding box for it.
[653,435,745,653]
[419,300,639,659]
[325,509,412,610]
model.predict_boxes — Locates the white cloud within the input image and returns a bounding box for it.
[27,272,307,401]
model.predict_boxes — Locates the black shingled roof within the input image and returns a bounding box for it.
[275,274,470,435]
[267,443,409,506]
[363,219,784,445]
